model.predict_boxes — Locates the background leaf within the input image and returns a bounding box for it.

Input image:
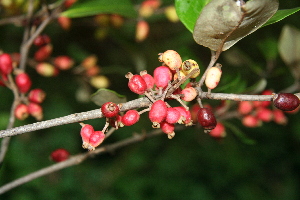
[263,7,300,27]
[91,88,127,106]
[61,0,137,18]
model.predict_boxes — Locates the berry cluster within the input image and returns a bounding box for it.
[0,52,45,121]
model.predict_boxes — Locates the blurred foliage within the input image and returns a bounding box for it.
[0,0,300,199]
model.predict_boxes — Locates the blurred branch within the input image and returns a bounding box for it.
[0,128,164,195]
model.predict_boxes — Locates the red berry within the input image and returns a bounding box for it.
[108,114,123,129]
[190,103,200,122]
[54,56,74,70]
[273,93,300,111]
[101,102,120,118]
[209,122,226,138]
[126,72,147,95]
[27,102,43,121]
[256,107,273,122]
[15,72,32,93]
[174,106,193,126]
[28,88,46,104]
[0,53,13,75]
[88,131,105,151]
[242,115,261,128]
[64,0,77,8]
[261,90,273,107]
[14,104,29,120]
[165,107,181,124]
[58,16,71,30]
[238,101,253,115]
[160,121,175,139]
[80,123,94,148]
[34,44,53,62]
[50,148,70,162]
[121,110,140,126]
[273,109,287,125]
[180,87,198,102]
[149,100,168,128]
[197,108,217,131]
[153,66,172,88]
[33,34,51,46]
[140,70,154,90]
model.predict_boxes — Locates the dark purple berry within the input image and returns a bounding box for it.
[197,108,217,131]
[273,93,300,111]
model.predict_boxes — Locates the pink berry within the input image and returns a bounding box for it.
[88,131,105,151]
[256,107,273,122]
[197,108,217,131]
[153,66,172,88]
[50,148,70,162]
[238,101,253,115]
[121,110,140,126]
[140,70,154,90]
[14,104,29,120]
[174,106,193,126]
[34,44,53,62]
[149,100,168,128]
[242,115,261,128]
[165,107,181,124]
[0,53,13,75]
[273,109,287,125]
[101,102,120,118]
[160,121,175,139]
[136,20,149,42]
[158,50,182,71]
[27,102,43,121]
[180,87,198,102]
[273,93,300,111]
[209,122,226,138]
[28,88,46,104]
[80,123,94,147]
[15,72,32,93]
[205,65,222,90]
[126,72,147,95]
[54,56,74,70]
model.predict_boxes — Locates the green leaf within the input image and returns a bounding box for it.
[175,0,211,33]
[61,0,137,18]
[91,88,127,106]
[193,0,279,51]
[263,7,300,27]
[224,121,256,145]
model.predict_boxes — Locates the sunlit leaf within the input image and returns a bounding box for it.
[193,0,279,51]
[61,0,137,18]
[175,0,211,32]
[91,88,127,106]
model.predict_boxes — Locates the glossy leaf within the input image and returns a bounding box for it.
[91,88,127,106]
[193,0,279,51]
[61,0,137,18]
[175,0,211,33]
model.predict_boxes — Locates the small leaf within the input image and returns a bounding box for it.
[61,0,137,18]
[193,0,279,51]
[175,0,211,32]
[263,7,300,27]
[91,89,127,106]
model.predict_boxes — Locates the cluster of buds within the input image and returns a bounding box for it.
[238,90,300,127]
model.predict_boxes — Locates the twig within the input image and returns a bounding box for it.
[0,128,164,195]
[0,93,276,139]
